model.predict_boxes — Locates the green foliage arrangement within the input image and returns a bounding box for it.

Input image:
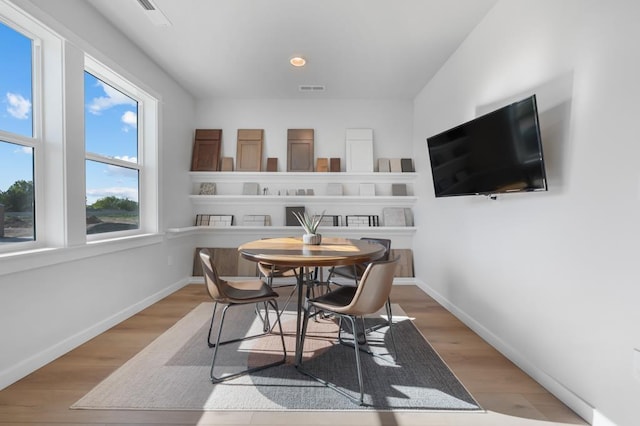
[292,210,325,235]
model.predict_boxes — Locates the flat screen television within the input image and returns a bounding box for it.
[426,95,547,198]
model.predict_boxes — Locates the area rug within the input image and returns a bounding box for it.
[71,302,481,411]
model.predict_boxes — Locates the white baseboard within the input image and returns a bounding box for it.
[0,277,190,391]
[413,278,594,425]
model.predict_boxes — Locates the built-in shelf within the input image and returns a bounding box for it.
[189,194,417,206]
[166,225,417,238]
[189,171,417,183]
[183,171,419,245]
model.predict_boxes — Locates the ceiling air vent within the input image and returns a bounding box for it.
[135,0,172,26]
[299,85,326,92]
[136,0,156,11]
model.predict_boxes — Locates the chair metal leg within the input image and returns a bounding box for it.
[297,312,366,405]
[210,300,287,383]
[346,315,365,405]
[385,298,397,361]
[206,302,219,347]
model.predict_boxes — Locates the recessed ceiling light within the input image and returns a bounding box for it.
[290,57,306,67]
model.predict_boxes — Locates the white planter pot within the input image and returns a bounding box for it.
[302,233,322,245]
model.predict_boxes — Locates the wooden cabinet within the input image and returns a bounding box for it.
[191,129,222,171]
[235,129,263,171]
[287,129,314,172]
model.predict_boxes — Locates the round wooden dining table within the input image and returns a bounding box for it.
[238,236,386,364]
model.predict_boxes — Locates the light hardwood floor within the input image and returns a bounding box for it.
[0,284,587,426]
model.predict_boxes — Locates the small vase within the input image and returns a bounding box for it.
[302,233,322,245]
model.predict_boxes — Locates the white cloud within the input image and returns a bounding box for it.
[121,110,137,131]
[6,92,31,119]
[114,155,138,163]
[87,81,136,115]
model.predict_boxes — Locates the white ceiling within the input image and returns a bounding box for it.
[88,0,497,100]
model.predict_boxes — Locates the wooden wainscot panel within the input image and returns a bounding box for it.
[390,249,414,277]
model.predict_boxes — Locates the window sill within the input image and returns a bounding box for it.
[0,232,163,277]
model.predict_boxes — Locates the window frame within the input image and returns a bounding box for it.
[0,14,43,254]
[84,56,158,242]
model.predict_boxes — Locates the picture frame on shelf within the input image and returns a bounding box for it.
[285,206,306,226]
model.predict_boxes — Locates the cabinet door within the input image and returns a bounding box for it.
[345,128,373,172]
[236,129,263,171]
[287,129,314,172]
[191,129,222,171]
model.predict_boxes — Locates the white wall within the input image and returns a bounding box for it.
[412,1,640,425]
[0,0,196,388]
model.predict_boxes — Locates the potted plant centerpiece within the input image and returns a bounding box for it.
[292,210,325,245]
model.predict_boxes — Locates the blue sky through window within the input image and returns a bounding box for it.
[0,21,33,193]
[84,72,139,205]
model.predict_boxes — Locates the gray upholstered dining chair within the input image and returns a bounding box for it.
[199,249,287,383]
[297,257,399,405]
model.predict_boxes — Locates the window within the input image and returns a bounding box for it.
[0,3,158,261]
[0,20,36,247]
[84,70,141,236]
